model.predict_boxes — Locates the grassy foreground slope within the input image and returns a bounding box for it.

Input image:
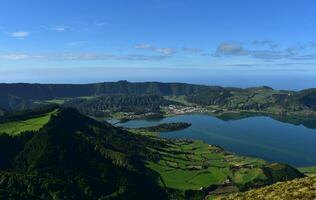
[214,176,316,200]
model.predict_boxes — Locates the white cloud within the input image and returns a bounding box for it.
[216,42,249,56]
[135,44,152,49]
[154,48,176,55]
[9,31,30,39]
[59,53,169,61]
[40,25,68,32]
[52,26,66,31]
[134,44,176,55]
[214,41,316,60]
[0,52,170,61]
[1,54,28,60]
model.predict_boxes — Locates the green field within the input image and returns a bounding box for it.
[298,166,316,176]
[164,95,194,106]
[43,99,67,104]
[0,110,58,136]
[34,96,97,105]
[146,140,268,191]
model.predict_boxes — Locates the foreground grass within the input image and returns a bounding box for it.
[214,176,316,200]
[0,109,57,135]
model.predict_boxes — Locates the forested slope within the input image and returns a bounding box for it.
[0,108,167,200]
[63,94,177,115]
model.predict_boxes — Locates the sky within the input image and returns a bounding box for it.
[1,0,316,88]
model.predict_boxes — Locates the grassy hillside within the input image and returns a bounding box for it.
[214,176,316,200]
[0,109,57,135]
[147,140,267,191]
[145,139,303,197]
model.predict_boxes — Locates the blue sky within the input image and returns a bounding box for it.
[1,0,316,86]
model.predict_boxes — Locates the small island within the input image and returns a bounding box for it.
[138,122,192,132]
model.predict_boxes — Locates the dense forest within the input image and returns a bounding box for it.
[0,108,167,200]
[63,94,177,116]
[136,122,192,132]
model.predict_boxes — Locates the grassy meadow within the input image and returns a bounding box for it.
[0,109,58,136]
[146,140,268,191]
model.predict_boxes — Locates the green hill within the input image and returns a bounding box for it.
[0,108,167,200]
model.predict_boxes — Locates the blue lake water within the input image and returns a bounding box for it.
[114,114,316,167]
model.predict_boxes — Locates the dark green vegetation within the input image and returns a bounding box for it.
[0,108,167,200]
[136,122,191,132]
[1,81,316,127]
[63,94,176,117]
[0,81,224,104]
[0,108,304,199]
